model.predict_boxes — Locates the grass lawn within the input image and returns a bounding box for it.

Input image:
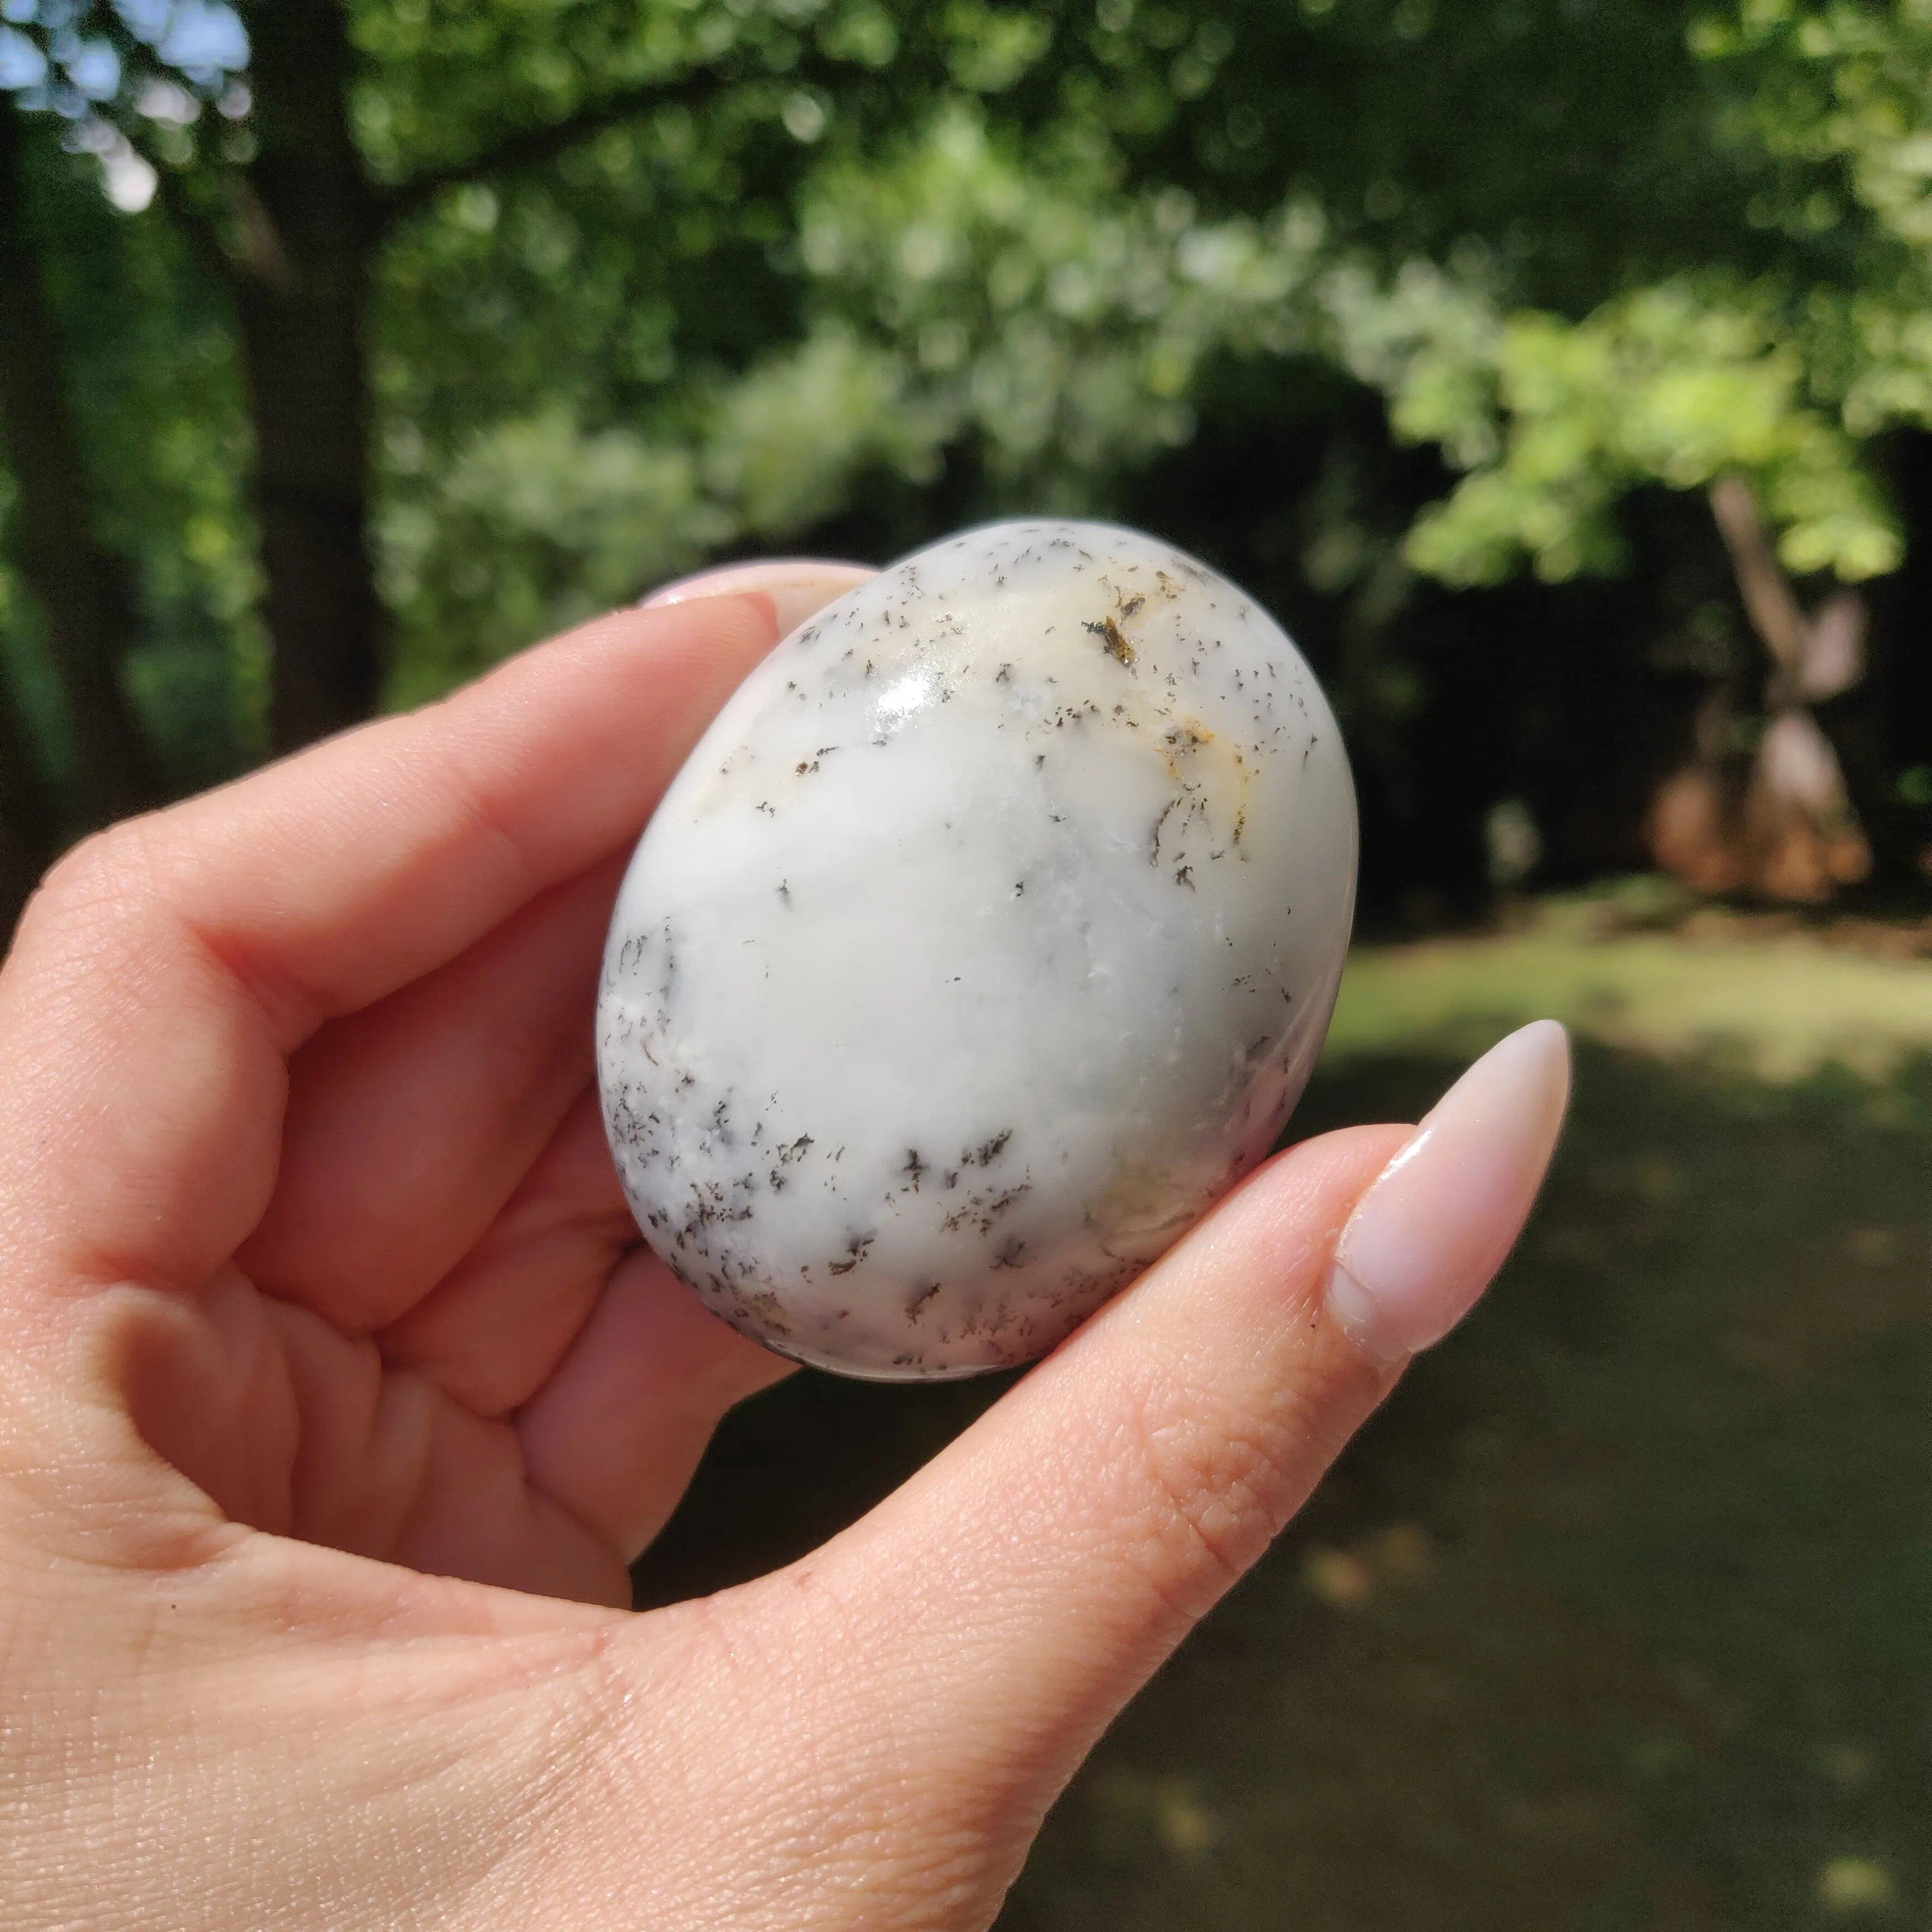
[632,923,1931,1929]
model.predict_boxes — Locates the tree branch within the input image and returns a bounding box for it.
[376,67,730,229]
[1708,472,1808,678]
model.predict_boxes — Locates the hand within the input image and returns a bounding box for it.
[0,566,1568,1931]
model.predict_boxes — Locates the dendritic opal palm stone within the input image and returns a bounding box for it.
[597,520,1357,1380]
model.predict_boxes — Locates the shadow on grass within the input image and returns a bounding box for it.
[632,1043,1931,1930]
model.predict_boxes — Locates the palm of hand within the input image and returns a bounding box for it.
[134,851,786,1610]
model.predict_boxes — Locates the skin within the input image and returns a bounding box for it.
[0,590,1484,1930]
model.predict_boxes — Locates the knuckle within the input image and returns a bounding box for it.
[1118,1380,1303,1622]
[21,821,161,944]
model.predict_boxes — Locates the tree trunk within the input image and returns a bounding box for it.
[235,0,385,750]
[0,102,165,831]
[1649,476,1874,903]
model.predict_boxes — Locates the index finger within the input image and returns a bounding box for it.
[0,570,867,1301]
[59,590,805,1048]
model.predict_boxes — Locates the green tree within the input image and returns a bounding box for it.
[4,0,1929,930]
[0,100,162,828]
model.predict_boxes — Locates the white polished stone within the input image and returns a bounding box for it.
[597,520,1357,1380]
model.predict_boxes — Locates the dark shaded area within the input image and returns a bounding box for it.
[0,104,164,841]
[1860,430,1932,882]
[633,1041,1931,1925]
[786,371,1743,923]
[793,377,1932,923]
[1112,371,1722,918]
[0,94,264,902]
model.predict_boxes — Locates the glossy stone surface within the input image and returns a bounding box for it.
[597,520,1357,1379]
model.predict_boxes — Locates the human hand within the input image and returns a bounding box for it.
[0,566,1568,1930]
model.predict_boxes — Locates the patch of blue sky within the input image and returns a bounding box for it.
[63,34,117,98]
[0,22,45,87]
[113,0,172,42]
[157,0,246,78]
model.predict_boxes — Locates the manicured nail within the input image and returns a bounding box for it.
[642,559,877,639]
[1327,1020,1571,1362]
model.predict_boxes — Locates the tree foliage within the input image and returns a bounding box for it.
[2,0,1929,924]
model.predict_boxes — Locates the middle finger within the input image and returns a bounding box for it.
[239,855,623,1332]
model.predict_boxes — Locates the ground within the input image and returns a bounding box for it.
[631,901,1931,1930]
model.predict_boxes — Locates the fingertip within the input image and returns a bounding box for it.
[641,560,878,640]
[1329,1019,1573,1361]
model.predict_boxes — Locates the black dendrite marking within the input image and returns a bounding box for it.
[827,1230,877,1277]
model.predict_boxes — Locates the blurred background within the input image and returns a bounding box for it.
[2,0,1926,1923]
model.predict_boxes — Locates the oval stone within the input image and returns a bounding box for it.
[597,520,1357,1380]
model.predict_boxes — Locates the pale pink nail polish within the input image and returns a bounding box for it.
[1328,1019,1572,1362]
[641,559,877,638]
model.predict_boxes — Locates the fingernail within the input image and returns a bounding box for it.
[642,559,877,639]
[1327,1020,1571,1363]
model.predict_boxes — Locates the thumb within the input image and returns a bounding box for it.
[723,1022,1570,1895]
